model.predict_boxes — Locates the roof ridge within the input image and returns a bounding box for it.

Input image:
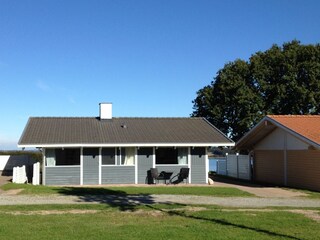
[115,117,202,119]
[29,116,202,119]
[30,116,95,119]
[268,115,320,118]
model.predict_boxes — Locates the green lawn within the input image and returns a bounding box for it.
[1,183,253,197]
[0,204,319,239]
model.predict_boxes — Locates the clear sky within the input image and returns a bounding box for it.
[1,0,320,149]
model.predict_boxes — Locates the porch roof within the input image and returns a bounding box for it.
[18,117,234,148]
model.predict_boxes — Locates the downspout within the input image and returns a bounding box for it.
[225,153,228,176]
[236,152,239,179]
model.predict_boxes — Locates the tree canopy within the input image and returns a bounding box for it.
[192,40,320,141]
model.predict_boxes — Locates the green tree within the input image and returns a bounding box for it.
[251,40,320,114]
[192,40,320,141]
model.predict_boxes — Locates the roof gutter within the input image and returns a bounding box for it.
[18,142,235,149]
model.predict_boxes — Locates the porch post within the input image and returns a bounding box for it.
[205,147,209,184]
[80,147,83,185]
[152,147,156,168]
[188,147,191,183]
[134,147,138,184]
[42,148,46,185]
[99,147,102,185]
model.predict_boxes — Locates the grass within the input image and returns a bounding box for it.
[1,183,253,197]
[1,183,320,239]
[0,204,319,239]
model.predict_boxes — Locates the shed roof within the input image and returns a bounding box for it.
[18,117,234,147]
[236,115,320,150]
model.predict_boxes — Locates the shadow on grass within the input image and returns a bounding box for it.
[146,205,301,240]
[47,186,299,239]
[56,187,157,211]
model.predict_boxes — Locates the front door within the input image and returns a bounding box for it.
[83,148,99,185]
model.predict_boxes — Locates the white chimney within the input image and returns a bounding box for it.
[100,103,112,120]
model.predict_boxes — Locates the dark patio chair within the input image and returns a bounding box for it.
[170,168,190,184]
[150,168,166,184]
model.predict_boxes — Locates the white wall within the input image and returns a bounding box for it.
[222,154,251,180]
[0,155,32,171]
[255,128,309,150]
[287,133,309,150]
[0,156,10,170]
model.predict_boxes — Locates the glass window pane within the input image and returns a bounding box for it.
[156,148,178,164]
[155,148,188,165]
[102,148,115,165]
[52,148,80,166]
[46,149,56,166]
[178,148,188,165]
[121,147,135,165]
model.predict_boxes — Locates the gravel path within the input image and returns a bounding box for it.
[212,176,308,198]
[1,194,320,208]
[154,195,320,207]
[1,176,319,208]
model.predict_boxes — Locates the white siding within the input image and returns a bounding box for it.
[255,128,309,150]
[287,133,309,150]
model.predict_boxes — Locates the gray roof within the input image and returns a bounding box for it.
[18,117,234,147]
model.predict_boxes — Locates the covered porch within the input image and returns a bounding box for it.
[42,146,208,185]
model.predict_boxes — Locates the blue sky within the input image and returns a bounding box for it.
[1,0,320,149]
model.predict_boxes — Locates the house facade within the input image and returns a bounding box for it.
[236,115,320,191]
[18,103,234,185]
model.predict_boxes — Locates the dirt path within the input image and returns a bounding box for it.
[0,176,319,207]
[0,175,11,194]
[0,175,310,198]
[0,194,320,208]
[213,181,308,198]
[211,176,308,198]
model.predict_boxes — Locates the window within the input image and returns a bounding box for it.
[46,149,56,166]
[102,148,115,165]
[46,147,136,167]
[156,147,188,165]
[121,147,135,165]
[102,147,135,165]
[46,148,80,166]
[177,148,188,165]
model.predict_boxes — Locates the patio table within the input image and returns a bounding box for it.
[160,171,173,184]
